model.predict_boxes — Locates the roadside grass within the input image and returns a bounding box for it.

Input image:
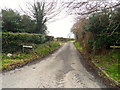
[74,41,120,83]
[1,41,61,71]
[74,42,84,52]
[36,41,60,56]
[94,50,120,83]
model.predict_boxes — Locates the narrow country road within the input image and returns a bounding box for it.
[2,42,107,88]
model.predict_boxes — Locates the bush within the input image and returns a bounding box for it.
[85,9,120,53]
[2,32,53,53]
[56,37,74,42]
[45,36,54,42]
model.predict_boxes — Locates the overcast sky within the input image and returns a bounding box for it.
[0,0,75,38]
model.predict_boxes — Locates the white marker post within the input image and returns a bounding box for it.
[23,45,33,53]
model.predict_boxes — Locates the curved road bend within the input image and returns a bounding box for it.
[2,42,107,88]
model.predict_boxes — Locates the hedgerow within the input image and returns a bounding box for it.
[2,32,53,53]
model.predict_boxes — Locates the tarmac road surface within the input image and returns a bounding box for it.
[2,42,107,88]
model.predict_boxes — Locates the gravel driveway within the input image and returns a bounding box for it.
[2,42,107,88]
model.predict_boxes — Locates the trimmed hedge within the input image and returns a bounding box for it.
[45,36,54,42]
[2,32,53,53]
[56,37,74,41]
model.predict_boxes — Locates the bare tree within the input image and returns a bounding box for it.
[60,0,120,19]
[19,0,63,22]
[17,0,65,34]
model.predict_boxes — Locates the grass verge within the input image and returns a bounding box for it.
[1,41,61,71]
[74,41,120,86]
[93,50,120,83]
[74,42,84,52]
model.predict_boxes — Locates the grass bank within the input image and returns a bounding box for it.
[74,42,120,85]
[1,41,61,71]
[93,50,120,83]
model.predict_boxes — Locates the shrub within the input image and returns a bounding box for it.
[2,32,53,53]
[82,8,120,53]
[45,36,54,42]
